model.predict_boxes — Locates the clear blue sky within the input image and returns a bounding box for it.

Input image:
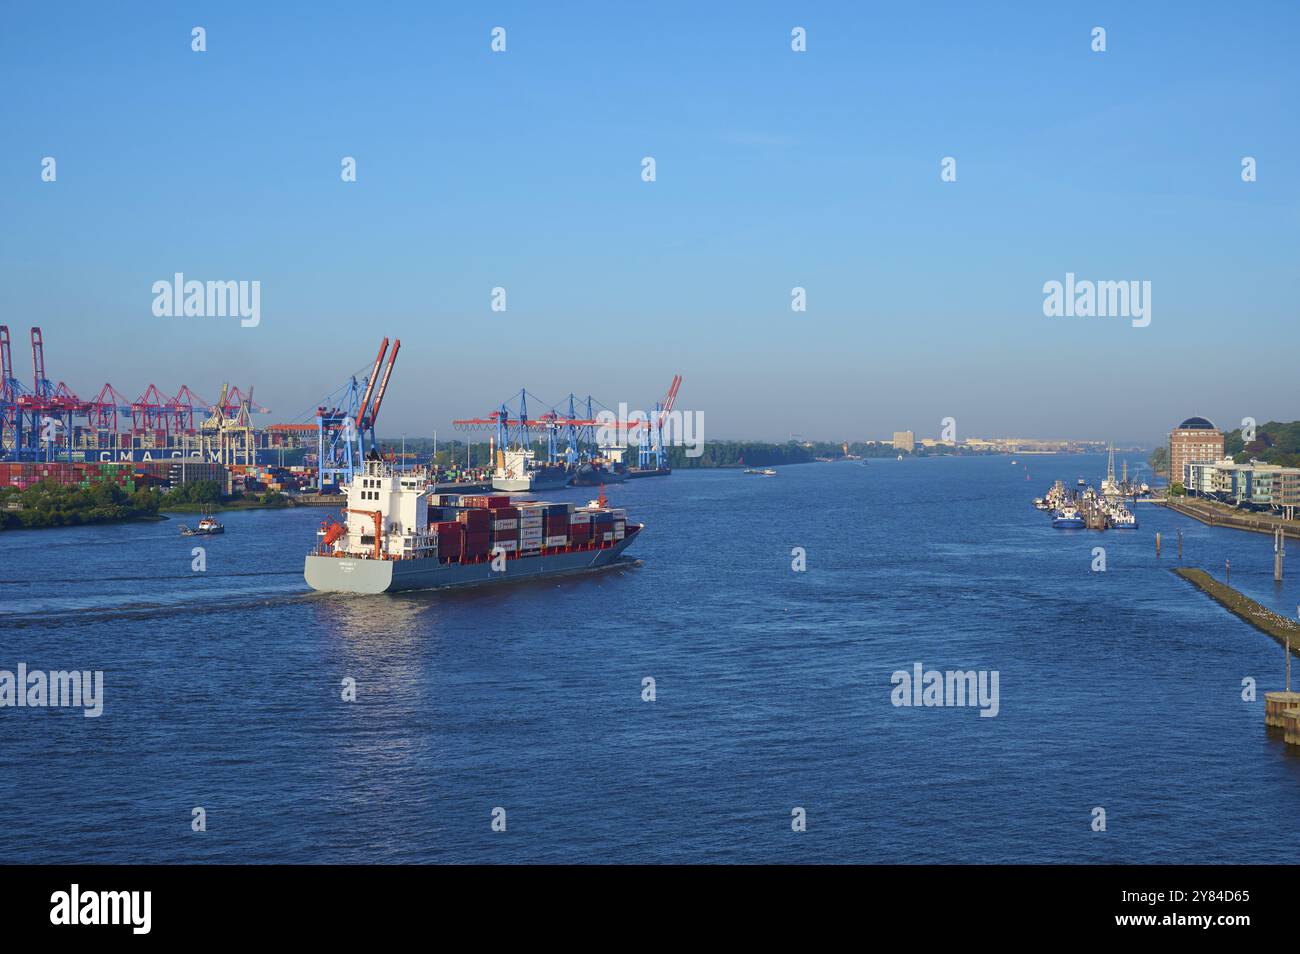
[2,2,1295,445]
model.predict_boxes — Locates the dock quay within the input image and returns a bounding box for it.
[1156,497,1300,540]
[293,493,347,507]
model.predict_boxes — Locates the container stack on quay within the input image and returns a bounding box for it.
[0,461,137,493]
[228,463,315,495]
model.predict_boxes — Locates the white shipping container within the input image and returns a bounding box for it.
[614,520,625,531]
[493,519,518,530]
[570,512,591,525]
[521,517,543,527]
[493,540,517,553]
[545,535,568,547]
[611,509,626,520]
[602,532,614,542]
[521,530,543,541]
[614,530,624,540]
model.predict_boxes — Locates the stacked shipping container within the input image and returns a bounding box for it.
[425,496,628,562]
[0,461,137,493]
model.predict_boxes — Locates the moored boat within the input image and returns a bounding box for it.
[1051,506,1086,529]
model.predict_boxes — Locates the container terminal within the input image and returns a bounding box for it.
[0,324,679,501]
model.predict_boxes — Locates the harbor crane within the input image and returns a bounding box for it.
[315,336,399,490]
[637,374,682,471]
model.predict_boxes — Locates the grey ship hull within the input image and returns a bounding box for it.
[490,468,573,492]
[305,534,638,594]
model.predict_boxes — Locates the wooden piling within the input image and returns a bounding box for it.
[1286,708,1300,745]
[1155,531,1161,557]
[1264,691,1300,727]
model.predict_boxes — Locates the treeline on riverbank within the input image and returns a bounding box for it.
[1225,420,1300,468]
[660,440,1011,468]
[0,479,289,529]
[0,480,161,529]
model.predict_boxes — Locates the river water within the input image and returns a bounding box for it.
[3,453,1299,862]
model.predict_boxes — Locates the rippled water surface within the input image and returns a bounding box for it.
[3,454,1299,863]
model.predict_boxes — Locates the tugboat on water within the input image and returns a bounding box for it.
[180,509,225,536]
[1109,505,1139,529]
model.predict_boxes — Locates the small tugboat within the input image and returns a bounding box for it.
[180,510,225,536]
[1051,506,1086,529]
[1109,506,1139,530]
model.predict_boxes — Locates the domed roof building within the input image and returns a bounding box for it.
[1169,416,1224,485]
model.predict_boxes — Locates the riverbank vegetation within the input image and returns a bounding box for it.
[1225,420,1300,468]
[158,480,290,512]
[0,480,161,529]
[0,478,291,529]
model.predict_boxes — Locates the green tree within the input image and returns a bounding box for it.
[1148,445,1168,476]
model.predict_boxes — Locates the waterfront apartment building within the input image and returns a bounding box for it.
[1185,460,1219,496]
[893,431,915,453]
[1184,457,1300,519]
[1169,417,1224,484]
[1276,470,1300,519]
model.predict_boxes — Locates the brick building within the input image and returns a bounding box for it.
[1168,417,1224,486]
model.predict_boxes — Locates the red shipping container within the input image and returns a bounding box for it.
[462,532,490,557]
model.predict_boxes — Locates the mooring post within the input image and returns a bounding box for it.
[1156,531,1161,557]
[1226,558,1231,583]
[1178,529,1183,563]
[1276,527,1285,583]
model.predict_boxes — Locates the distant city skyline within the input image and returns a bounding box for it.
[2,3,1295,445]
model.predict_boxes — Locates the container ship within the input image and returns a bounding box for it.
[571,457,628,486]
[489,447,571,492]
[305,458,641,594]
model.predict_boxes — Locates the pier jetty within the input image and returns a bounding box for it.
[1178,567,1300,748]
[1172,567,1300,654]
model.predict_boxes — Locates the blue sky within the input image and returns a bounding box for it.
[1,2,1296,444]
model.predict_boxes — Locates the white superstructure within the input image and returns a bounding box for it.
[344,458,437,559]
